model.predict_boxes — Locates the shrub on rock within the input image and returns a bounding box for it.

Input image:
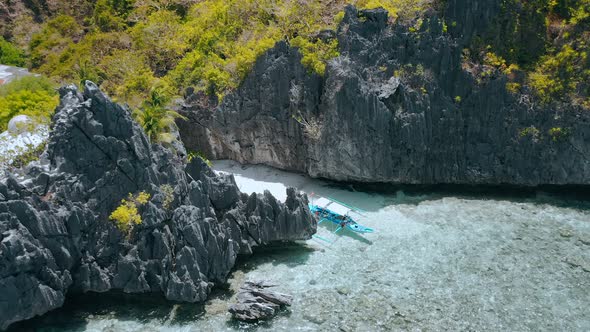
[109,191,151,234]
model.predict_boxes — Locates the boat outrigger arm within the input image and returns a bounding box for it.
[309,196,374,235]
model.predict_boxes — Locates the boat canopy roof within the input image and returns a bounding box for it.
[314,197,351,216]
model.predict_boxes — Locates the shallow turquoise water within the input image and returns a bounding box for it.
[12,161,590,331]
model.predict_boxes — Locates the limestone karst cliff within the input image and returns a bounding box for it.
[0,82,315,330]
[179,5,590,186]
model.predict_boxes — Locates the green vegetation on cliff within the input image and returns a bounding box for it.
[1,0,433,107]
[466,0,589,108]
[0,37,26,67]
[133,81,187,143]
[0,0,587,122]
[109,191,151,235]
[0,76,58,131]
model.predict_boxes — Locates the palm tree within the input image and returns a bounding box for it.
[133,82,187,143]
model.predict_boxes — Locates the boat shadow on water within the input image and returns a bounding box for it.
[315,222,373,246]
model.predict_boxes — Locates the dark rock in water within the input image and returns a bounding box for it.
[0,82,316,330]
[179,4,590,186]
[228,280,293,321]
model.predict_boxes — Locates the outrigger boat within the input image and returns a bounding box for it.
[309,195,374,240]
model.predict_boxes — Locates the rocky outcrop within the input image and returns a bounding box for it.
[0,82,316,330]
[179,4,590,186]
[228,280,293,321]
[178,41,322,173]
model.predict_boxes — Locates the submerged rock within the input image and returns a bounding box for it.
[228,280,293,321]
[179,5,590,186]
[0,82,316,330]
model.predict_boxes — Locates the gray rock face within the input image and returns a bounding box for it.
[228,280,293,321]
[0,82,316,330]
[179,4,590,186]
[178,41,322,172]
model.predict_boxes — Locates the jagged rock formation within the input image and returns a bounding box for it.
[0,82,316,330]
[179,4,590,186]
[228,280,293,321]
[178,40,321,173]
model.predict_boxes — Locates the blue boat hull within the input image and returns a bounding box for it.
[309,204,374,234]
